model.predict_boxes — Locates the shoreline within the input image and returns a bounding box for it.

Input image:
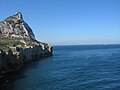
[0,44,52,86]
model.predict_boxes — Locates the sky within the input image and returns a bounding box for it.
[0,0,120,45]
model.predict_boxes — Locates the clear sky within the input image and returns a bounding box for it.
[0,0,120,45]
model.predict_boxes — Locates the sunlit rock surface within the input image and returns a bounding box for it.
[0,12,53,75]
[0,12,35,40]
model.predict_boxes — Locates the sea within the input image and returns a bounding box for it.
[2,45,120,90]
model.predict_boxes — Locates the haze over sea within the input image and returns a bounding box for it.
[3,45,120,90]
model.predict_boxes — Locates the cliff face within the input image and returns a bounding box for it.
[0,44,52,74]
[0,12,52,75]
[0,12,35,40]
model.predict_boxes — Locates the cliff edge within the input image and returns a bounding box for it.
[0,12,52,75]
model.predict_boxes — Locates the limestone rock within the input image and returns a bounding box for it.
[0,12,35,40]
[0,12,53,75]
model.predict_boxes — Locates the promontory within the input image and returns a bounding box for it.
[0,12,53,75]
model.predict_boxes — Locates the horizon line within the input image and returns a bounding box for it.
[53,43,120,46]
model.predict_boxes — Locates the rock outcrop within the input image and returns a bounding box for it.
[0,44,52,74]
[0,12,35,40]
[0,12,53,75]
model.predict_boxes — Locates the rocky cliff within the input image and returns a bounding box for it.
[0,12,52,75]
[0,12,35,40]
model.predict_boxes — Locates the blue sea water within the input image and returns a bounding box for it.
[4,45,120,90]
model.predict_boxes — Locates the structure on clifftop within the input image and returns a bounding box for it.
[0,12,52,75]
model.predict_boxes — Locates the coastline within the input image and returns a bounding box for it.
[0,43,52,86]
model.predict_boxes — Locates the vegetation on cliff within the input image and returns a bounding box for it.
[0,12,53,76]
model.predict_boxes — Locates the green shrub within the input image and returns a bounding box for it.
[0,41,25,47]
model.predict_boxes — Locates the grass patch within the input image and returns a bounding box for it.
[0,41,25,47]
